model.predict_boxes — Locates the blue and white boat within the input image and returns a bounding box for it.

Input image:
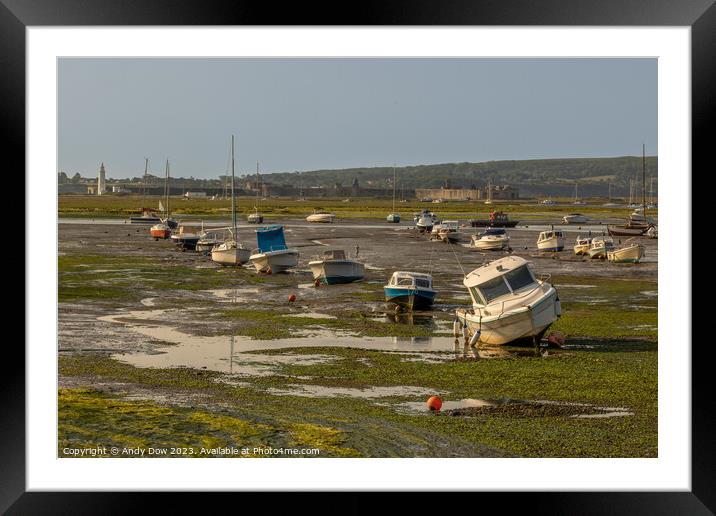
[309,249,364,284]
[383,271,436,310]
[386,213,401,223]
[248,225,299,273]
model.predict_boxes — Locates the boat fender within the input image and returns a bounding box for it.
[453,318,461,338]
[469,330,481,347]
[462,322,469,345]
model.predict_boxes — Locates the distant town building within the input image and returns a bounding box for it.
[97,163,107,195]
[415,185,519,201]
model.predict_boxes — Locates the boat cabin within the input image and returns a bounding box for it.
[590,236,614,249]
[463,256,538,307]
[322,249,347,261]
[388,271,433,290]
[441,220,459,231]
[480,228,507,237]
[537,230,563,242]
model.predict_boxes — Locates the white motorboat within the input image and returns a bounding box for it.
[607,242,645,263]
[646,226,658,239]
[587,236,615,259]
[249,225,299,273]
[536,230,564,252]
[471,228,510,250]
[455,255,561,346]
[383,271,436,310]
[563,213,589,224]
[573,235,592,255]
[438,220,461,243]
[308,249,364,284]
[540,198,556,205]
[247,210,264,224]
[306,212,336,223]
[170,225,201,250]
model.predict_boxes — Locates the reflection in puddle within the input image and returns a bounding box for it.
[202,288,261,303]
[103,309,547,375]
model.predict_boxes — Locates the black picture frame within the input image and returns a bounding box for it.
[6,0,708,513]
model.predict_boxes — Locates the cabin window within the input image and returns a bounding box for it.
[395,277,413,286]
[415,278,431,289]
[504,266,535,292]
[469,287,486,306]
[477,276,511,303]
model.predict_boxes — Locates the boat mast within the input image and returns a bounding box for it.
[256,162,260,213]
[392,163,396,212]
[642,143,646,217]
[164,159,170,218]
[231,135,236,237]
[142,157,148,211]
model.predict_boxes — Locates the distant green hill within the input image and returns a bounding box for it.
[262,156,658,191]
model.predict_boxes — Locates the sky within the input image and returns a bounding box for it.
[58,58,657,179]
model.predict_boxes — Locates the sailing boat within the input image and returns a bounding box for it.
[150,160,174,239]
[608,144,655,237]
[247,162,264,224]
[573,182,586,205]
[603,181,618,207]
[211,135,252,266]
[130,158,161,224]
[386,164,400,223]
[484,179,493,205]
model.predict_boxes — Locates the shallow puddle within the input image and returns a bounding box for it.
[266,384,438,399]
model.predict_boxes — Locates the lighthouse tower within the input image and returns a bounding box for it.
[97,163,106,195]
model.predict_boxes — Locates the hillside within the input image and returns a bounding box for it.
[262,156,658,196]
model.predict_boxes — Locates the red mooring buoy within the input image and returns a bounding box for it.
[427,396,443,412]
[288,294,297,303]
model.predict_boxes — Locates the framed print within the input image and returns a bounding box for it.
[6,0,710,512]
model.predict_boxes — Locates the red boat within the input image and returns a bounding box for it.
[470,211,519,228]
[150,222,171,240]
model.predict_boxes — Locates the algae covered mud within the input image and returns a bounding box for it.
[58,219,657,458]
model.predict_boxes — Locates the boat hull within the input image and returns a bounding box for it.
[130,216,162,224]
[309,260,365,284]
[607,244,645,263]
[587,247,609,259]
[306,214,335,223]
[607,225,649,237]
[471,236,509,250]
[536,237,564,252]
[196,241,221,253]
[170,236,200,250]
[383,287,436,310]
[249,249,299,273]
[150,226,171,239]
[457,288,561,346]
[211,246,252,266]
[247,215,264,224]
[574,243,590,255]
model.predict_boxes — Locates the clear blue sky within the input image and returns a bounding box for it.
[58,58,657,179]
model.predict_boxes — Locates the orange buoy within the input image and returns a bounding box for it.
[288,294,297,303]
[547,331,565,347]
[427,395,442,412]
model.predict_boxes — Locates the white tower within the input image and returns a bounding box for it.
[97,163,106,195]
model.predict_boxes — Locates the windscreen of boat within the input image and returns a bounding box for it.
[504,266,536,292]
[415,278,431,289]
[476,275,511,303]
